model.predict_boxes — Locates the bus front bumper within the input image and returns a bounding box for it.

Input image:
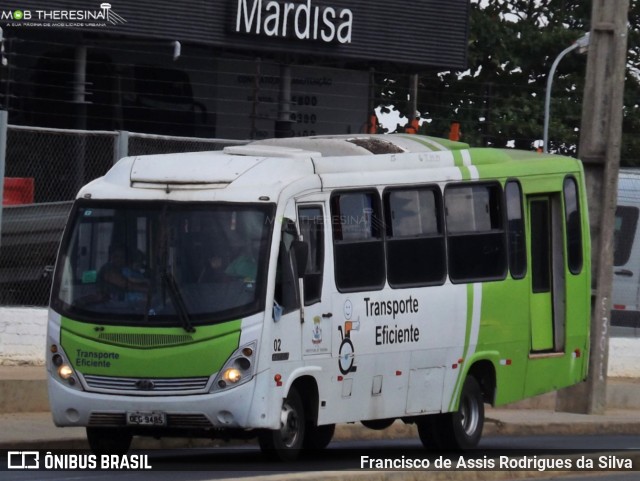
[48,374,268,431]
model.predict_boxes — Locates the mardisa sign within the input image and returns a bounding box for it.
[234,0,353,44]
[225,0,469,68]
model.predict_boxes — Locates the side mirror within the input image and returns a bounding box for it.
[291,240,308,279]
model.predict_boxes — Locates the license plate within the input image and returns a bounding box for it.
[126,411,166,426]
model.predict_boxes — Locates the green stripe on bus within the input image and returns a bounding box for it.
[449,283,475,411]
[451,150,473,179]
[452,150,464,167]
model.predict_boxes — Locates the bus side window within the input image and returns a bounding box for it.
[274,218,301,314]
[298,206,324,305]
[331,191,385,292]
[563,176,583,274]
[384,186,446,287]
[505,180,527,279]
[614,206,639,266]
[445,183,507,283]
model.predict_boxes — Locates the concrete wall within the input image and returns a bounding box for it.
[607,337,640,378]
[0,307,46,365]
[1,307,639,378]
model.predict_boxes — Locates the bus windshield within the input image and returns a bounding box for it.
[52,200,275,327]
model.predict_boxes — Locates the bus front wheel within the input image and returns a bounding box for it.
[259,387,305,461]
[304,423,335,450]
[86,427,132,455]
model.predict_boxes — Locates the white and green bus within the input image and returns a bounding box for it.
[47,134,591,459]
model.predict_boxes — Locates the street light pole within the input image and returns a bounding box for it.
[543,33,590,153]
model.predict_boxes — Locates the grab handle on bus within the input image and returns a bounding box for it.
[322,312,333,318]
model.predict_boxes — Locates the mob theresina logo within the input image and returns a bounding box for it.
[1,3,127,25]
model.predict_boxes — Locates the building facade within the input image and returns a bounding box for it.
[1,0,470,139]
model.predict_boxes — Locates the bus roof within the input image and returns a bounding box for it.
[79,134,581,202]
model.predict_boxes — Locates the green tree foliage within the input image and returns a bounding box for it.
[622,0,640,166]
[379,0,640,165]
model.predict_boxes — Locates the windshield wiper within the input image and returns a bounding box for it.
[162,270,195,333]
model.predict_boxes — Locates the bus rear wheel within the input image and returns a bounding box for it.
[259,387,305,461]
[418,376,484,451]
[86,427,132,455]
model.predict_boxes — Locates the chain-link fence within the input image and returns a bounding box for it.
[0,124,247,307]
[612,168,640,338]
[127,132,243,157]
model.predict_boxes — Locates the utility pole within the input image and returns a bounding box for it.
[404,73,419,133]
[556,0,629,414]
[275,64,294,138]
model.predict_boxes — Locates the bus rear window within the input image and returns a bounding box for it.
[563,176,583,275]
[445,183,507,283]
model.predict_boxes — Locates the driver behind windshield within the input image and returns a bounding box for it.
[98,245,150,302]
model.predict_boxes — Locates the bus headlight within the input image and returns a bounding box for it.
[58,364,74,379]
[48,342,83,391]
[212,342,256,392]
[222,368,242,384]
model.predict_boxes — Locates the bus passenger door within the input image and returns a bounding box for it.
[297,205,333,359]
[527,195,566,353]
[271,217,305,366]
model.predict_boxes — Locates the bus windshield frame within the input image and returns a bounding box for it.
[51,199,276,328]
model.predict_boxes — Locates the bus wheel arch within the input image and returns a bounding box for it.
[293,375,336,450]
[466,359,497,406]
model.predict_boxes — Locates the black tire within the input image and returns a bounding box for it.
[361,418,395,430]
[303,423,335,450]
[417,414,444,450]
[86,427,132,455]
[259,387,305,461]
[439,376,485,450]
